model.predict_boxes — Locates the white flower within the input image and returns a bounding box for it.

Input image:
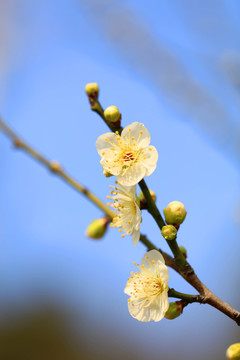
[107,182,141,246]
[124,250,169,322]
[96,122,158,186]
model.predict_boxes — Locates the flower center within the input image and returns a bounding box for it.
[124,152,135,162]
[126,260,166,309]
[132,271,163,299]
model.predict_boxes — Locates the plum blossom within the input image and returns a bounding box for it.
[124,250,169,322]
[96,122,158,186]
[107,182,141,246]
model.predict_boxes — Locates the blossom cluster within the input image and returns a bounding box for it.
[96,121,170,322]
[96,122,158,247]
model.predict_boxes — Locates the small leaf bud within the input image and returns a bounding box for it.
[179,246,187,259]
[161,225,177,241]
[165,302,183,320]
[139,190,156,209]
[103,170,113,178]
[226,343,240,360]
[163,201,187,226]
[85,217,110,240]
[85,83,99,97]
[139,189,156,202]
[104,106,121,123]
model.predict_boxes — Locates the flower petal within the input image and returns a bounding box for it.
[158,264,170,284]
[141,249,165,270]
[96,132,118,155]
[121,122,151,148]
[132,229,140,246]
[134,206,142,231]
[142,146,158,177]
[117,162,146,186]
[128,292,169,322]
[100,152,122,175]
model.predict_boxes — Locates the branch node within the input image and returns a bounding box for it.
[13,138,22,148]
[49,160,62,173]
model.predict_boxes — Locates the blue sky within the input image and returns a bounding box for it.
[0,1,240,359]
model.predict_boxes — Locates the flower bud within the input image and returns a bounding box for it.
[104,106,121,123]
[163,201,187,226]
[139,190,156,209]
[226,343,240,360]
[161,225,177,241]
[165,302,183,320]
[85,217,109,239]
[103,170,113,178]
[179,246,187,259]
[85,83,99,97]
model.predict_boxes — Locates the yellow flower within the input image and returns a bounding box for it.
[124,250,169,322]
[107,183,141,246]
[96,122,158,186]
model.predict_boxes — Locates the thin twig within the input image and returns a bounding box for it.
[139,178,186,268]
[0,117,156,252]
[0,117,114,219]
[168,288,203,304]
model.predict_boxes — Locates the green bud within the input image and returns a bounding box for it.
[85,83,99,97]
[103,170,113,178]
[163,201,187,226]
[139,190,156,202]
[104,106,121,123]
[161,225,177,241]
[226,343,240,360]
[179,246,187,259]
[165,302,183,320]
[85,217,109,239]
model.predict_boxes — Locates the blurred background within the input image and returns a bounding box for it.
[0,0,240,359]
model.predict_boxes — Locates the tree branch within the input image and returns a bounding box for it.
[0,117,114,219]
[87,97,240,326]
[139,178,186,268]
[0,117,156,253]
[1,115,240,325]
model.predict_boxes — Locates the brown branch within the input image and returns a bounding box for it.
[140,233,240,324]
[1,116,240,326]
[0,117,114,219]
[87,96,240,326]
[160,249,240,325]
